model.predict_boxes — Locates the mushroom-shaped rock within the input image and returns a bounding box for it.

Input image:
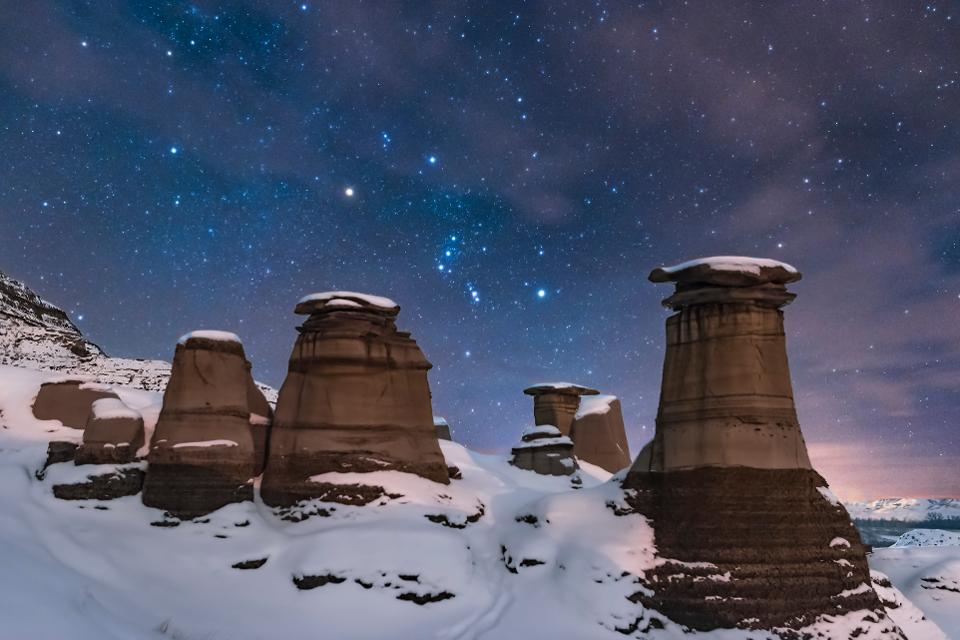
[142,331,258,518]
[74,398,145,465]
[260,292,449,508]
[32,378,120,429]
[433,416,452,441]
[522,382,599,436]
[509,425,579,476]
[569,395,631,472]
[622,257,892,633]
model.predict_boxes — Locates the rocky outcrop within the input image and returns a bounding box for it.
[434,416,452,441]
[569,395,631,472]
[261,292,449,508]
[509,425,579,476]
[74,398,144,465]
[522,382,598,436]
[245,362,273,475]
[142,331,258,518]
[622,257,896,633]
[32,378,119,429]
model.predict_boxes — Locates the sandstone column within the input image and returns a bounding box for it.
[522,382,598,436]
[142,331,258,518]
[623,257,896,633]
[569,395,631,472]
[260,292,449,508]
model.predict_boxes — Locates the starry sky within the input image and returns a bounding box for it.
[1,1,958,500]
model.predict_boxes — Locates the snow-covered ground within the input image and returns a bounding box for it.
[0,364,951,639]
[847,498,960,522]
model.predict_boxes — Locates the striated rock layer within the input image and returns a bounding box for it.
[624,257,897,634]
[261,292,449,507]
[142,332,258,518]
[569,395,631,472]
[522,382,598,436]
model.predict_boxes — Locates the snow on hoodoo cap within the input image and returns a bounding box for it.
[90,398,142,421]
[176,330,244,355]
[295,291,400,316]
[649,256,801,287]
[523,382,599,396]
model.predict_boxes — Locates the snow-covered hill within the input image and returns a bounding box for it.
[0,270,276,400]
[893,529,960,548]
[0,364,948,640]
[846,498,960,522]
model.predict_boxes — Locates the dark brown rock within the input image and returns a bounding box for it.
[623,257,897,633]
[245,361,273,475]
[523,382,598,436]
[53,467,145,500]
[261,292,449,507]
[509,425,579,476]
[569,395,631,472]
[434,416,452,441]
[32,379,119,429]
[37,441,78,478]
[142,331,258,518]
[74,398,144,465]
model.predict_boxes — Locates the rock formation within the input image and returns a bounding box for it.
[522,382,598,436]
[509,425,579,476]
[74,398,145,465]
[433,416,452,441]
[622,257,895,632]
[245,362,273,475]
[142,331,258,518]
[568,395,631,472]
[32,378,120,429]
[260,292,449,508]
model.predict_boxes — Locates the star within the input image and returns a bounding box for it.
[537,289,546,299]
[344,187,355,197]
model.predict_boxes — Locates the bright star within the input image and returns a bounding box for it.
[344,187,355,197]
[428,155,437,165]
[537,289,546,298]
[169,146,178,155]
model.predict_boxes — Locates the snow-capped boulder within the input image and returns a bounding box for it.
[509,425,579,477]
[433,415,452,441]
[74,397,144,465]
[569,395,631,473]
[522,382,598,436]
[32,377,120,429]
[261,292,449,508]
[142,331,259,518]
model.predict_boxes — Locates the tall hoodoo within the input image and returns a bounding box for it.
[142,331,258,518]
[623,257,899,634]
[260,292,449,508]
[522,382,598,436]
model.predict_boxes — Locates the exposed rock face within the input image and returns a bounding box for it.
[509,425,579,476]
[245,362,273,475]
[32,378,120,429]
[623,257,895,633]
[142,331,258,518]
[74,398,145,465]
[522,382,598,436]
[434,416,452,441]
[569,395,631,472]
[261,292,449,508]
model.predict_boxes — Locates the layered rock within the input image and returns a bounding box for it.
[74,398,144,465]
[32,378,119,429]
[623,257,895,633]
[509,425,579,476]
[522,382,598,436]
[142,331,258,518]
[433,416,452,441]
[245,362,273,475]
[260,292,449,508]
[569,395,631,472]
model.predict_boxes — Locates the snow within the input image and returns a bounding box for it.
[298,291,398,310]
[177,330,242,346]
[434,416,449,426]
[846,498,960,522]
[575,395,617,419]
[0,363,950,639]
[525,381,597,393]
[658,256,798,276]
[892,529,960,548]
[520,424,562,438]
[172,439,239,449]
[871,546,960,636]
[91,398,141,421]
[816,485,842,507]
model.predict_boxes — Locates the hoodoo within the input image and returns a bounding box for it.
[74,398,144,465]
[260,292,449,508]
[142,331,259,518]
[568,395,631,472]
[522,382,598,436]
[509,424,579,476]
[623,257,899,633]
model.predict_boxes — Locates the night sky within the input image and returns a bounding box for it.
[1,1,958,500]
